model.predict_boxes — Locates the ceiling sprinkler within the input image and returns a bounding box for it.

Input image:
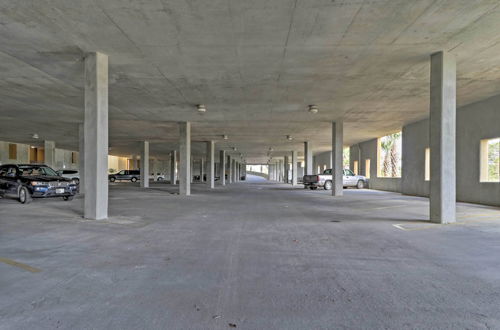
[308,105,318,114]
[197,104,206,113]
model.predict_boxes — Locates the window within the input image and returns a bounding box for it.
[365,159,371,179]
[317,165,320,174]
[425,148,430,181]
[344,169,355,176]
[480,138,500,182]
[8,144,17,160]
[343,147,350,169]
[377,132,402,178]
[353,160,358,175]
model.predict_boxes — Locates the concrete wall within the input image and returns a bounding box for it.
[350,140,402,193]
[313,151,332,174]
[351,93,500,206]
[0,141,29,165]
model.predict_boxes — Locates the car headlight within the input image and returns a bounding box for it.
[71,180,78,185]
[31,181,47,186]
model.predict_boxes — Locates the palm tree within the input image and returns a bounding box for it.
[381,132,401,177]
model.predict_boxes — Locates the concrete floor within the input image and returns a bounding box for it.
[1,176,500,329]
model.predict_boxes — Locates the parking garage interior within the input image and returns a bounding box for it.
[1,1,500,329]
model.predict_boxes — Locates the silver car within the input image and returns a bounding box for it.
[303,169,368,190]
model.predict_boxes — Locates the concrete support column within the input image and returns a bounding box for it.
[304,141,313,175]
[140,141,149,188]
[219,150,226,186]
[179,122,191,196]
[430,51,456,224]
[332,121,344,196]
[200,158,205,182]
[84,52,108,220]
[44,141,55,168]
[228,156,233,184]
[152,159,158,181]
[232,159,236,183]
[207,141,215,188]
[292,151,298,186]
[170,151,177,184]
[78,124,85,194]
[284,156,289,183]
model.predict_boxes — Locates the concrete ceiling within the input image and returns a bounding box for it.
[1,0,500,163]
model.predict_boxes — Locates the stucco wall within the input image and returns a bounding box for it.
[350,140,402,193]
[351,93,500,206]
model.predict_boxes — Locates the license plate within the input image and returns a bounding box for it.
[56,188,65,194]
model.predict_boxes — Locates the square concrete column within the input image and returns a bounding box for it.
[84,52,108,220]
[430,51,456,224]
[219,150,226,186]
[292,151,298,186]
[44,141,55,168]
[332,121,344,196]
[228,156,232,183]
[284,156,289,183]
[179,122,191,196]
[170,150,177,184]
[140,141,149,188]
[207,141,215,188]
[152,159,158,181]
[78,124,85,194]
[199,158,205,182]
[304,141,313,175]
[232,159,236,183]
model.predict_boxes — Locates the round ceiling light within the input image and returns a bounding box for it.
[223,135,228,140]
[286,135,293,141]
[308,105,318,114]
[32,133,39,139]
[197,104,206,113]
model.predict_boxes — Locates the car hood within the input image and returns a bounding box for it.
[22,175,72,182]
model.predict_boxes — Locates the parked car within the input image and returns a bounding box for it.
[57,169,80,183]
[0,164,79,204]
[149,173,165,181]
[303,169,368,190]
[108,170,140,182]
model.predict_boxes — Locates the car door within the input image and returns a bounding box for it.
[2,166,20,196]
[0,166,9,193]
[344,169,356,186]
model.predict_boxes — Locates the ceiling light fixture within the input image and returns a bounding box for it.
[269,147,274,152]
[286,135,293,141]
[308,105,318,114]
[32,133,39,139]
[223,135,228,140]
[197,104,207,113]
[233,147,237,151]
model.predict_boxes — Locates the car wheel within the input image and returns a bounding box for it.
[63,196,74,201]
[109,177,116,182]
[157,177,163,181]
[18,186,32,204]
[357,180,365,189]
[131,177,137,182]
[324,180,332,190]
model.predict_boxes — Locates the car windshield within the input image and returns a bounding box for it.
[19,166,59,177]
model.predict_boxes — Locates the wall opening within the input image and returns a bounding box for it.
[425,148,431,181]
[377,132,402,178]
[365,159,371,179]
[8,144,17,160]
[480,138,500,182]
[353,160,358,175]
[343,147,349,169]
